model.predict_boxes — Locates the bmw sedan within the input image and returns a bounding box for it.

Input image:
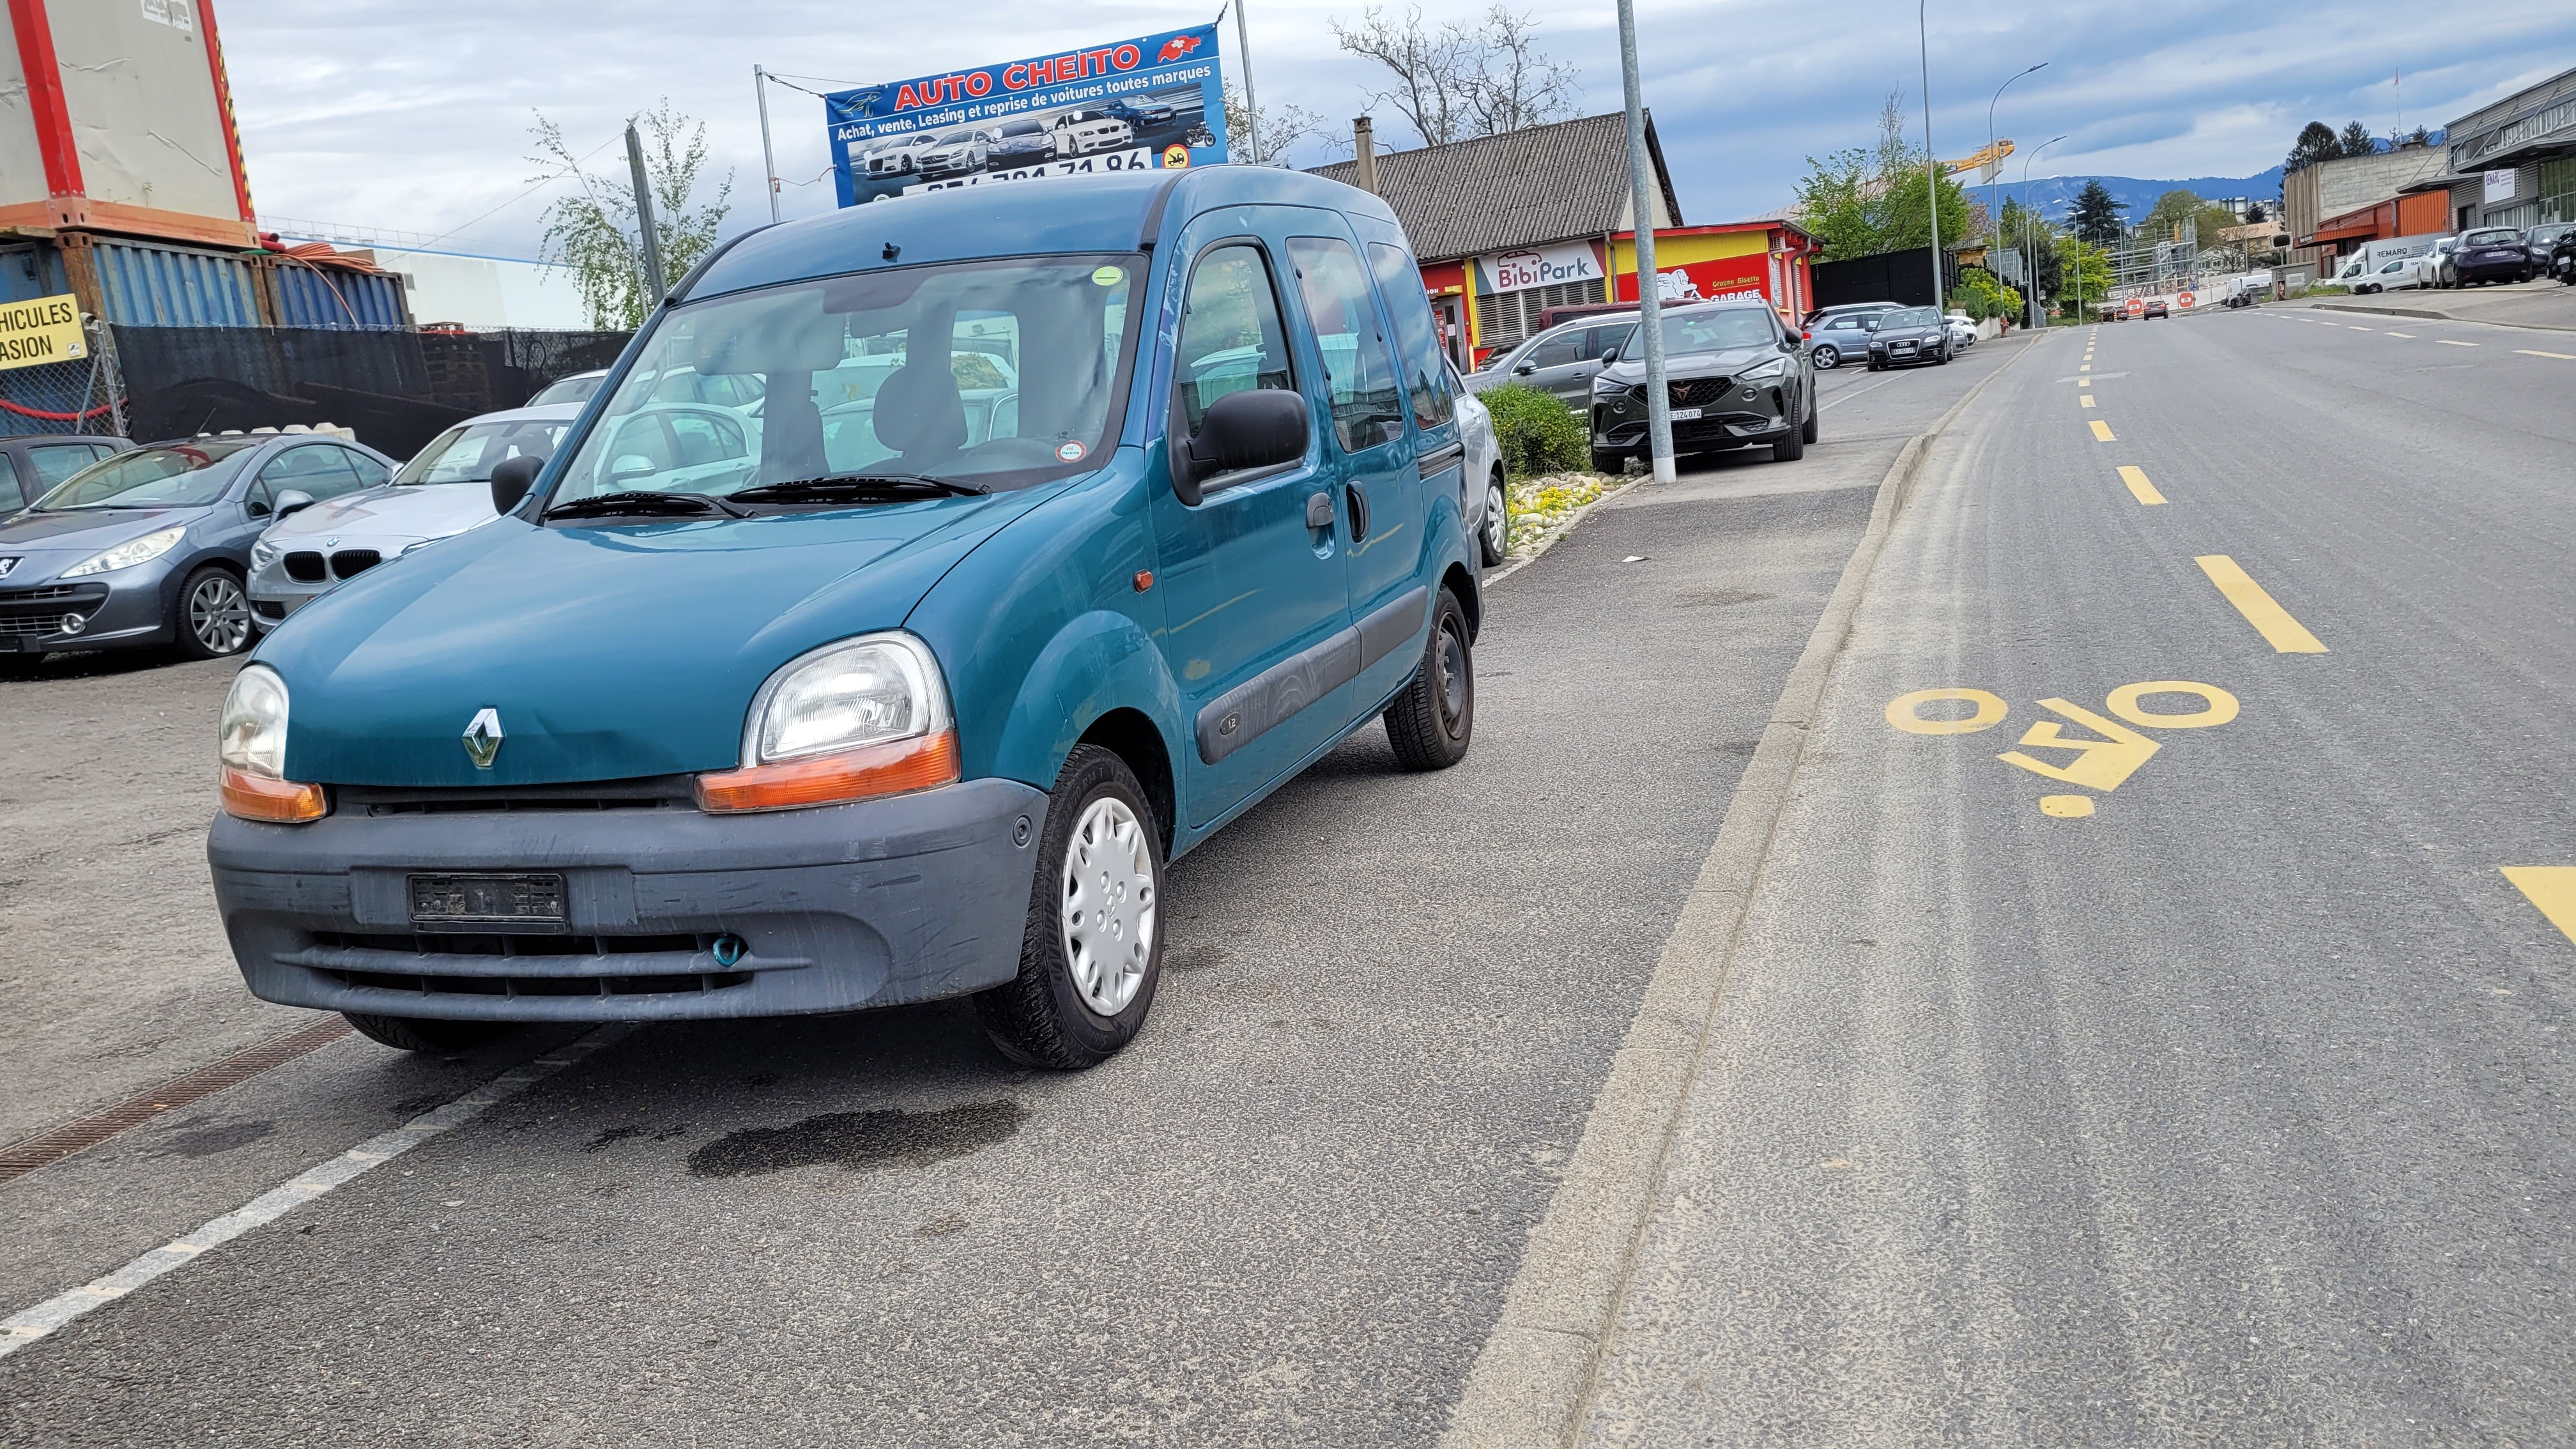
[0,432,393,659]
[1590,299,1816,471]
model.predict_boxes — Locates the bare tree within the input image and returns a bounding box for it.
[1330,4,1579,148]
[1462,7,1580,135]
[1225,81,1329,165]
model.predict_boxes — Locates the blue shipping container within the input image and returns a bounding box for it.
[86,236,264,327]
[0,245,72,306]
[268,261,410,330]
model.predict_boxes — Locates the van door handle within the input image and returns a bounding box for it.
[1346,482,1370,541]
[1306,491,1335,530]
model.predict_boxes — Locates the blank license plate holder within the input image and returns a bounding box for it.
[408,873,569,932]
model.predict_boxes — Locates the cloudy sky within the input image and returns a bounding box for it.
[217,0,2576,258]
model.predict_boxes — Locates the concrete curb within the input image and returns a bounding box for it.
[1434,330,2046,1449]
[2307,299,2576,334]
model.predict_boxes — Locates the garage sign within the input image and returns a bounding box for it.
[825,26,1227,207]
[0,293,85,372]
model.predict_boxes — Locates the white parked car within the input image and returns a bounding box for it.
[1448,359,1506,566]
[1942,311,1979,349]
[247,404,580,631]
[526,368,607,406]
[1058,116,1135,155]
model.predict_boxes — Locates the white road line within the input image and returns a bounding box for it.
[0,1025,631,1361]
[2386,332,2414,338]
[1818,372,1904,411]
[2437,339,2479,347]
[2515,349,2576,360]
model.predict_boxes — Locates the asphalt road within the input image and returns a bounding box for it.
[1577,310,2576,1443]
[0,338,2030,1445]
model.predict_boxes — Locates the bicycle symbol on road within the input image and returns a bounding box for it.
[1883,681,2239,817]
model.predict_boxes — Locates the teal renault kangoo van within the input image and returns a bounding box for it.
[208,166,1483,1069]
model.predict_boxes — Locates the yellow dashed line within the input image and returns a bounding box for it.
[2089,420,2114,441]
[2195,555,2327,653]
[2117,466,2164,505]
[2503,868,2576,944]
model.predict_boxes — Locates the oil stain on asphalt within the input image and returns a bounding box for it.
[687,1101,1029,1179]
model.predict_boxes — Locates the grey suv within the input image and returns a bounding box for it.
[1590,299,1816,471]
[1467,316,1639,404]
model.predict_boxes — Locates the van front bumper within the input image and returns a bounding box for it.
[206,777,1047,1022]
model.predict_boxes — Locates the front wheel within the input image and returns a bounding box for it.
[1801,397,1819,444]
[1590,445,1629,475]
[1383,588,1473,771]
[174,565,254,659]
[1479,471,1508,566]
[1812,344,1840,369]
[975,744,1165,1070]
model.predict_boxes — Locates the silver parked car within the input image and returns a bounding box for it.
[0,433,392,659]
[1465,315,1639,405]
[247,404,579,631]
[1448,359,1506,566]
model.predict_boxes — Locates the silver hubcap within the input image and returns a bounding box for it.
[1060,795,1155,1016]
[188,574,250,654]
[1815,347,1837,368]
[1484,482,1506,553]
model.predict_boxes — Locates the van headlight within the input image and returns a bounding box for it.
[218,664,328,822]
[696,632,960,813]
[63,526,186,578]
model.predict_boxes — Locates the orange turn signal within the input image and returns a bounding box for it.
[220,767,329,823]
[694,729,960,814]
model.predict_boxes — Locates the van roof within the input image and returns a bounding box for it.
[681,166,1402,302]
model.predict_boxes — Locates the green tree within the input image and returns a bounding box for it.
[1790,91,1970,259]
[2338,119,2377,157]
[2069,180,2126,243]
[1791,145,1880,260]
[2284,120,2341,173]
[1950,268,2018,321]
[2140,188,2239,247]
[530,102,734,331]
[1996,196,2062,302]
[2054,235,2112,318]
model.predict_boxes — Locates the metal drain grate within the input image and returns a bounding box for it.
[0,1017,353,1185]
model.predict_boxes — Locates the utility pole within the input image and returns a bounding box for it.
[1919,0,1941,314]
[1616,0,1673,483]
[1234,0,1260,162]
[754,66,781,224]
[2019,134,2065,330]
[626,122,668,305]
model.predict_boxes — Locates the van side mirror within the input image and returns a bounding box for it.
[273,489,317,519]
[1172,388,1308,504]
[490,452,546,516]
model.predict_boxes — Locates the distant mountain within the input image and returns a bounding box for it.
[1972,168,2288,222]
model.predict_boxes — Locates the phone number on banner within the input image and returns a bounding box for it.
[899,149,1174,195]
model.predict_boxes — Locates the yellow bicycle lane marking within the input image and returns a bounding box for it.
[1886,682,2239,818]
[2196,555,2326,652]
[2503,868,2576,944]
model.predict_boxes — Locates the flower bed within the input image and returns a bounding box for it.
[1504,471,1630,560]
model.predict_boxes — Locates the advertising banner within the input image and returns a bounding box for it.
[1473,241,1605,295]
[827,26,1227,207]
[0,295,86,373]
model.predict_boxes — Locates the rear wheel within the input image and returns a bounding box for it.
[342,1013,514,1054]
[174,565,253,660]
[1383,588,1473,771]
[1812,344,1840,369]
[975,745,1165,1070]
[1479,471,1508,565]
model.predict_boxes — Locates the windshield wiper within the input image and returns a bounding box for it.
[542,490,751,521]
[732,473,990,502]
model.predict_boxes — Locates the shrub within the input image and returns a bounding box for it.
[1479,382,1591,477]
[1949,268,2021,321]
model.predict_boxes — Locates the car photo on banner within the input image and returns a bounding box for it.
[827,27,1226,206]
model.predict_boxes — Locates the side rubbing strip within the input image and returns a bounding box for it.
[1357,585,1428,671]
[1416,441,1465,481]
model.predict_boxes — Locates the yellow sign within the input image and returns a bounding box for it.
[1162,144,1191,169]
[0,293,86,372]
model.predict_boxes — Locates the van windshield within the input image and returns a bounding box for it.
[545,254,1140,507]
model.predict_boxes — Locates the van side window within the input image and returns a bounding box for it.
[1285,236,1403,454]
[1365,241,1453,428]
[1174,243,1296,438]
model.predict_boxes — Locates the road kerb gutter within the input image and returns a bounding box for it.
[1436,333,2043,1449]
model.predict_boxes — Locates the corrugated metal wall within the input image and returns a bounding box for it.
[266,262,410,330]
[0,246,72,305]
[87,237,263,327]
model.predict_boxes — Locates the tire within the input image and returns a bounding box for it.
[1801,396,1819,445]
[1812,344,1840,369]
[342,1013,514,1054]
[974,744,1165,1070]
[174,564,254,660]
[1590,446,1627,475]
[1866,360,1885,371]
[1770,422,1805,463]
[1382,587,1473,772]
[1478,471,1508,566]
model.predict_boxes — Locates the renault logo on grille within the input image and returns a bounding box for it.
[462,707,505,769]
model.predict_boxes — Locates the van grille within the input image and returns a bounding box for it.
[304,930,753,999]
[336,776,696,815]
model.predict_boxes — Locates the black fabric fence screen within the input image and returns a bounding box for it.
[108,325,631,460]
[1809,247,1961,312]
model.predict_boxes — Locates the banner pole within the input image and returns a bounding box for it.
[1233,2,1259,162]
[754,66,781,224]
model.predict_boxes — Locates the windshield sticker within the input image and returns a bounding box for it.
[1092,266,1125,288]
[1057,441,1087,463]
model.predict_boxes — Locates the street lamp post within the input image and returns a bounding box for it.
[1919,1,1941,312]
[1987,63,2044,257]
[2020,134,2066,330]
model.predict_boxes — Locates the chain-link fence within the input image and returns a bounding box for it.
[0,321,123,438]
